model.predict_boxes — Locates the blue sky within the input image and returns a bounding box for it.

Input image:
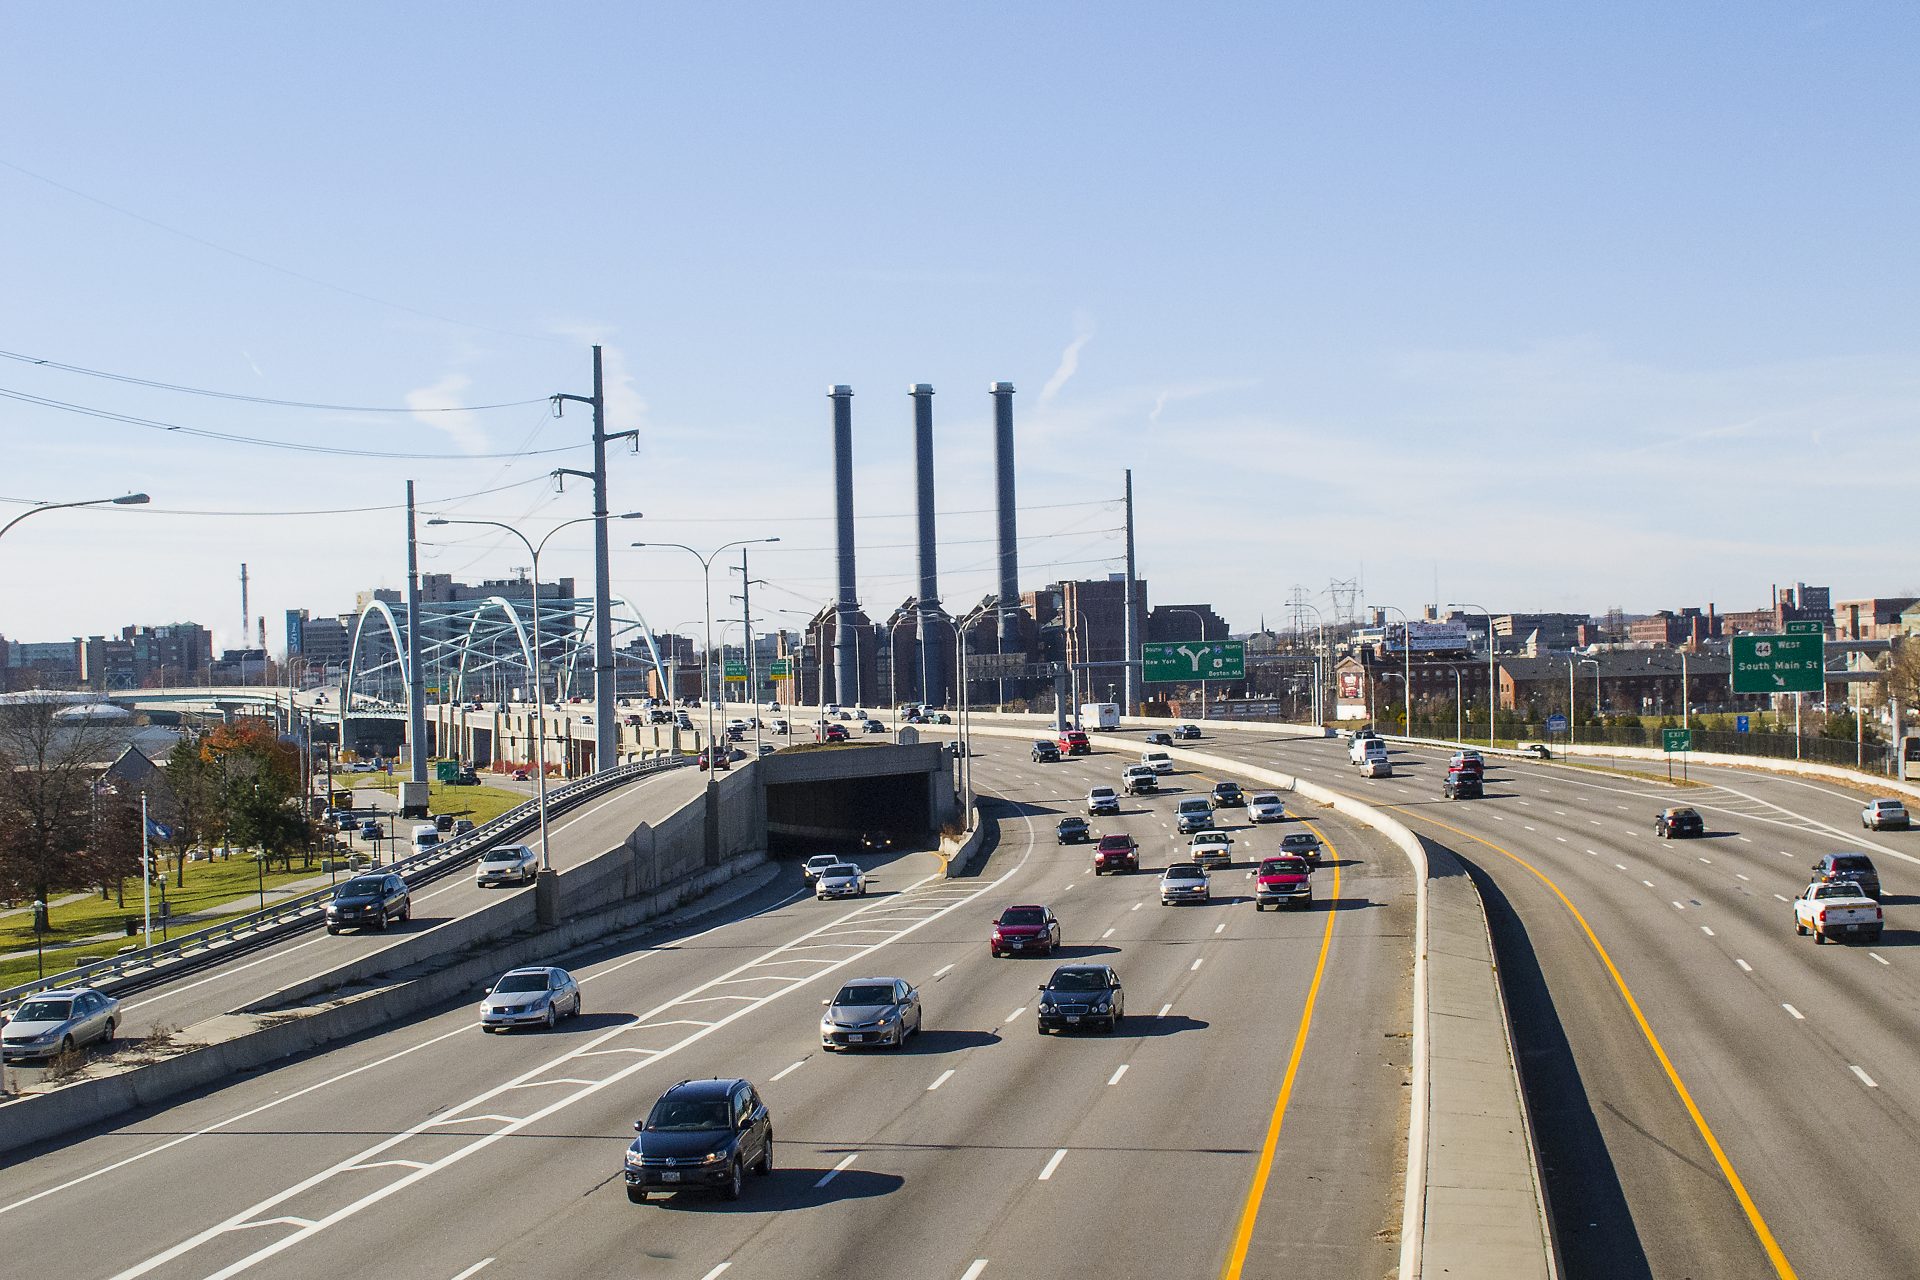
[3,3,1916,653]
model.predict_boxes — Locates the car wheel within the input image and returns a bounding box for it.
[326,925,339,935]
[1870,928,1884,943]
[1795,920,1807,935]
[60,1035,76,1056]
[989,946,1000,958]
[400,903,411,923]
[626,1185,647,1204]
[482,1025,495,1033]
[544,1005,558,1030]
[722,1157,744,1201]
[101,1019,116,1047]
[756,1135,774,1175]
[1814,931,1826,945]
[572,993,583,1019]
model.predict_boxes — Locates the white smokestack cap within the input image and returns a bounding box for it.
[828,384,853,397]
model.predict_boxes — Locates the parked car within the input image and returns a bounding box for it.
[990,904,1061,957]
[1086,786,1120,816]
[1093,833,1138,874]
[1653,807,1705,839]
[1173,724,1202,740]
[325,873,410,933]
[814,863,869,900]
[1036,964,1124,1034]
[1793,880,1883,944]
[1056,817,1091,844]
[1210,780,1245,809]
[1031,739,1062,763]
[1248,793,1286,823]
[479,965,581,1032]
[820,977,921,1050]
[623,1077,773,1202]
[1144,731,1174,747]
[1280,831,1322,862]
[1862,799,1911,830]
[1175,796,1213,834]
[0,988,119,1062]
[1160,862,1211,905]
[1811,852,1882,900]
[475,843,539,886]
[1250,855,1313,911]
[1188,830,1234,870]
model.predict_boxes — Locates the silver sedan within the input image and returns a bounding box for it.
[1,987,120,1062]
[476,843,539,886]
[479,966,582,1032]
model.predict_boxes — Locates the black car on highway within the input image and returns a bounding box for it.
[1811,852,1882,900]
[1037,964,1124,1034]
[1653,807,1705,839]
[1144,731,1173,746]
[1210,780,1245,809]
[1443,770,1483,800]
[623,1077,773,1203]
[324,873,410,934]
[1031,740,1061,763]
[1057,816,1091,844]
[1173,724,1202,740]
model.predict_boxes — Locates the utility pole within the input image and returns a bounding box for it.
[735,549,761,758]
[553,346,637,774]
[1122,469,1138,716]
[404,481,428,785]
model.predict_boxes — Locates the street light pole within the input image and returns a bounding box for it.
[1449,603,1497,748]
[0,492,150,546]
[429,511,642,871]
[1167,608,1210,720]
[1380,606,1415,738]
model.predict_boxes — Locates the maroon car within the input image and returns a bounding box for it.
[990,904,1062,957]
[1093,834,1138,875]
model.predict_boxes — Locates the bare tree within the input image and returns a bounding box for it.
[0,696,132,906]
[1890,638,1920,710]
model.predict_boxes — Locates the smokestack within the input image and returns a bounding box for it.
[829,385,859,703]
[910,384,946,703]
[991,381,1019,655]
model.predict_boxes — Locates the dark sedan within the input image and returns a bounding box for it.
[1210,780,1245,809]
[1144,731,1174,746]
[1037,965,1124,1034]
[1653,807,1704,839]
[1056,816,1091,844]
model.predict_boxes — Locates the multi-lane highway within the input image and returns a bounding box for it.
[1121,724,1920,1280]
[0,735,1415,1280]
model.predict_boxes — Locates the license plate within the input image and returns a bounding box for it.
[1066,1015,1081,1023]
[660,1171,681,1183]
[849,1034,866,1042]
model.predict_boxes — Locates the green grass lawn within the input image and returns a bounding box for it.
[331,778,526,828]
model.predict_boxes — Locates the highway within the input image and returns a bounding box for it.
[0,734,1415,1280]
[1138,723,1920,1280]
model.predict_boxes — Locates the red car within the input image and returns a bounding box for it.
[1057,729,1091,756]
[990,904,1062,957]
[1251,855,1313,911]
[1093,834,1138,874]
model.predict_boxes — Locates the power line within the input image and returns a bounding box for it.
[0,475,550,518]
[0,385,587,460]
[632,497,1119,524]
[0,347,549,413]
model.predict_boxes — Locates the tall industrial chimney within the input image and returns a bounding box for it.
[910,384,946,703]
[991,382,1020,656]
[829,385,860,703]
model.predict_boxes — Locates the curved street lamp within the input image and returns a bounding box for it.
[1449,602,1498,748]
[0,492,149,546]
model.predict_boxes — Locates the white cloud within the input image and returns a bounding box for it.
[406,373,489,454]
[1039,325,1093,405]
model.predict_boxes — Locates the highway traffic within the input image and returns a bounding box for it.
[0,735,1414,1280]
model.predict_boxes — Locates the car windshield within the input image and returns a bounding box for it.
[1283,834,1315,846]
[1262,859,1308,875]
[647,1097,732,1131]
[1001,907,1046,926]
[14,1000,72,1021]
[834,984,895,1006]
[1090,789,1114,799]
[1059,819,1085,829]
[481,849,524,864]
[1049,970,1108,992]
[494,973,547,993]
[823,865,859,877]
[338,878,383,897]
[1166,864,1203,878]
[1179,800,1207,811]
[1251,795,1279,805]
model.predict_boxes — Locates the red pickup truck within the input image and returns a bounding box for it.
[1093,834,1138,874]
[1251,855,1313,910]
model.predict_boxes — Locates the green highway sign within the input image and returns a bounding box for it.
[1142,639,1246,684]
[723,661,747,679]
[1662,728,1693,753]
[769,659,792,678]
[1730,633,1825,695]
[1784,620,1824,635]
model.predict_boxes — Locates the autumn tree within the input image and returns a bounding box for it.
[0,696,130,904]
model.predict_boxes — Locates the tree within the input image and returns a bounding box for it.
[160,738,218,887]
[1890,639,1920,710]
[0,696,131,905]
[201,719,307,870]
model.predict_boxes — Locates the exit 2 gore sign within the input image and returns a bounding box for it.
[1730,633,1824,695]
[1142,640,1246,683]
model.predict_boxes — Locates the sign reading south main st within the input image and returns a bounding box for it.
[1142,640,1246,683]
[1730,633,1825,695]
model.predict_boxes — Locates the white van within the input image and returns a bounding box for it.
[1349,737,1389,768]
[410,824,441,854]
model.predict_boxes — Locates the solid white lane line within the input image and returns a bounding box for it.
[960,1262,990,1280]
[1102,928,1116,939]
[698,1265,731,1280]
[1157,1003,1172,1017]
[1038,1149,1068,1181]
[1783,1004,1804,1020]
[1108,1064,1129,1085]
[1190,957,1204,971]
[1736,959,1752,972]
[814,1154,857,1188]
[934,964,954,977]
[928,1069,956,1091]
[1870,953,1890,966]
[449,1262,495,1280]
[1008,1007,1027,1021]
[1851,1065,1879,1089]
[771,1061,806,1082]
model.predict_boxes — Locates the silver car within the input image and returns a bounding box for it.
[1160,862,1211,905]
[476,843,539,886]
[2,988,120,1062]
[802,854,841,883]
[815,863,868,900]
[820,977,922,1050]
[480,966,582,1032]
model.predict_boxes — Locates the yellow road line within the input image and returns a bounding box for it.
[1220,823,1341,1280]
[1396,806,1799,1280]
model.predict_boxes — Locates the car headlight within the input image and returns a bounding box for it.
[625,1150,645,1168]
[1038,1002,1058,1014]
[697,1149,729,1165]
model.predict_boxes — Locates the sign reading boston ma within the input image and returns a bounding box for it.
[1142,640,1246,683]
[1730,633,1824,695]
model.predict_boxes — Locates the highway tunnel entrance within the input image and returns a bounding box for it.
[759,742,955,859]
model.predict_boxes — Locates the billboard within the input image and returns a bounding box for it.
[1386,622,1472,653]
[1338,671,1363,699]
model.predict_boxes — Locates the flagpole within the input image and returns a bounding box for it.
[141,792,153,950]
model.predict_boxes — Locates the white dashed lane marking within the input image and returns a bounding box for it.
[1038,1149,1068,1181]
[1852,1065,1879,1089]
[1783,1004,1805,1021]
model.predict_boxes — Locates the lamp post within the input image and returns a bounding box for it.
[632,539,781,780]
[1580,657,1601,720]
[1450,603,1497,748]
[954,601,1025,820]
[1379,606,1416,738]
[1452,667,1465,741]
[0,492,149,547]
[429,511,642,871]
[1166,608,1211,720]
[1293,601,1327,724]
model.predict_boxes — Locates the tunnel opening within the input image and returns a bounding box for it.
[766,770,937,859]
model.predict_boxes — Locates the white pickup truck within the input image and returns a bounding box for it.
[1793,880,1883,944]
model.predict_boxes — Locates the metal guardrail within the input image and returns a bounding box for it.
[0,756,689,1012]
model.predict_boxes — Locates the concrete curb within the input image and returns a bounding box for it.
[931,719,1556,1280]
[0,854,771,1161]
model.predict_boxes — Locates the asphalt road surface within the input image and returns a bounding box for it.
[0,737,1415,1280]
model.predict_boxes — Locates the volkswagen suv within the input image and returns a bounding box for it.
[623,1078,773,1203]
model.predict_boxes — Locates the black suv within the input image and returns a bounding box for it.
[1031,740,1061,763]
[624,1078,773,1203]
[1210,781,1245,809]
[1056,816,1091,844]
[1037,964,1125,1034]
[1812,853,1882,900]
[324,873,410,934]
[1443,771,1483,800]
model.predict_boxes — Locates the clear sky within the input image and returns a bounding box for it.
[3,3,1916,654]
